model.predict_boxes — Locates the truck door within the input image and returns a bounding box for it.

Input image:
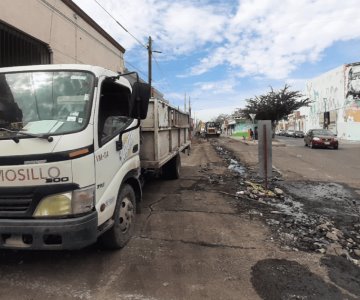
[94,78,138,210]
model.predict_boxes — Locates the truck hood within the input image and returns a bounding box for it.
[0,136,61,157]
[0,125,94,162]
[0,126,94,187]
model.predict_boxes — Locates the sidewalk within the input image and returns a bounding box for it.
[337,138,360,145]
[229,136,286,147]
[228,135,360,146]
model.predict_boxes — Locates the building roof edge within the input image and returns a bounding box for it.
[61,0,125,53]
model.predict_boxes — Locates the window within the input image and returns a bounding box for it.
[0,71,94,139]
[98,79,133,146]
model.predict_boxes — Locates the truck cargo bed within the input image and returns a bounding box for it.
[140,98,191,169]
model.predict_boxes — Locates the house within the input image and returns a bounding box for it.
[305,62,360,140]
[0,0,125,71]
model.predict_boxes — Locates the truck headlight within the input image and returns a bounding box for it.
[33,193,72,217]
[33,185,95,217]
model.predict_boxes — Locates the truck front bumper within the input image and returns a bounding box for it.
[0,211,98,250]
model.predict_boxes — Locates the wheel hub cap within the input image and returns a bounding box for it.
[119,196,134,233]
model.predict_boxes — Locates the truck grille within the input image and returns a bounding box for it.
[0,184,78,218]
[0,194,33,215]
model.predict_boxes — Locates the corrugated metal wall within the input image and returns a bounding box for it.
[0,21,50,67]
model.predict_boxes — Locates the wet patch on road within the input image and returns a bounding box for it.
[251,259,353,300]
[280,181,360,221]
[321,255,360,297]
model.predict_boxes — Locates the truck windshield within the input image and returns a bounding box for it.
[0,71,94,140]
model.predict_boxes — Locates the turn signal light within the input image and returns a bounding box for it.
[69,148,89,158]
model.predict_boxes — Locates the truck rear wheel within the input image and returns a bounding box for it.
[99,184,136,249]
[162,154,181,180]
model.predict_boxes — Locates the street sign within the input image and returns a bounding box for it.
[249,113,256,121]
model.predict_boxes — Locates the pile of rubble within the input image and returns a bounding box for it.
[211,141,360,265]
[236,180,360,264]
[236,180,360,265]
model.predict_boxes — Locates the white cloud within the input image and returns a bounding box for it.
[194,105,240,122]
[195,78,236,92]
[191,0,360,79]
[72,0,360,119]
[285,78,309,93]
[74,0,360,80]
[73,0,228,54]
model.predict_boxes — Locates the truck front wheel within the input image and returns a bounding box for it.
[162,154,181,180]
[99,184,136,249]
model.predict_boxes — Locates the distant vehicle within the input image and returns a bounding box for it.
[304,129,338,149]
[205,122,221,137]
[285,130,295,137]
[294,131,305,138]
[195,121,205,137]
[276,130,285,135]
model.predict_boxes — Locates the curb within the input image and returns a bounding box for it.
[230,138,286,147]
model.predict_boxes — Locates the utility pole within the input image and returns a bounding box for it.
[147,36,161,97]
[184,92,187,112]
[188,96,191,116]
[148,36,152,96]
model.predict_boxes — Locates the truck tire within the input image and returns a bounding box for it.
[162,154,181,180]
[99,184,136,249]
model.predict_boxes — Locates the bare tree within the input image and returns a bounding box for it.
[212,113,230,123]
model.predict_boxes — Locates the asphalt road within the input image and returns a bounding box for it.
[229,135,360,192]
[0,140,270,300]
[273,136,360,191]
[0,138,358,300]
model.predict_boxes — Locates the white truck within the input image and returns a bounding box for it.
[0,64,190,250]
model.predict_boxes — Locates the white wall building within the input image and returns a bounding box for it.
[305,62,360,141]
[0,0,125,72]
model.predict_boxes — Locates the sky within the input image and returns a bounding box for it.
[73,0,360,121]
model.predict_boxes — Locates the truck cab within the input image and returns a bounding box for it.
[0,64,150,249]
[205,121,221,137]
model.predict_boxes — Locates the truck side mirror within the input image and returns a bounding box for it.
[130,82,150,119]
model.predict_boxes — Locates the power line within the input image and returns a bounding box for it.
[125,60,148,79]
[152,55,171,92]
[153,54,166,79]
[87,2,167,91]
[152,54,180,95]
[93,0,147,50]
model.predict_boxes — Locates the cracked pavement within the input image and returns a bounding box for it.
[0,138,358,300]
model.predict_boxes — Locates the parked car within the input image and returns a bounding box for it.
[304,129,338,149]
[294,130,305,138]
[278,130,286,136]
[285,130,295,137]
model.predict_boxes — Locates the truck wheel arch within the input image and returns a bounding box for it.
[161,153,181,180]
[99,183,136,249]
[121,170,142,214]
